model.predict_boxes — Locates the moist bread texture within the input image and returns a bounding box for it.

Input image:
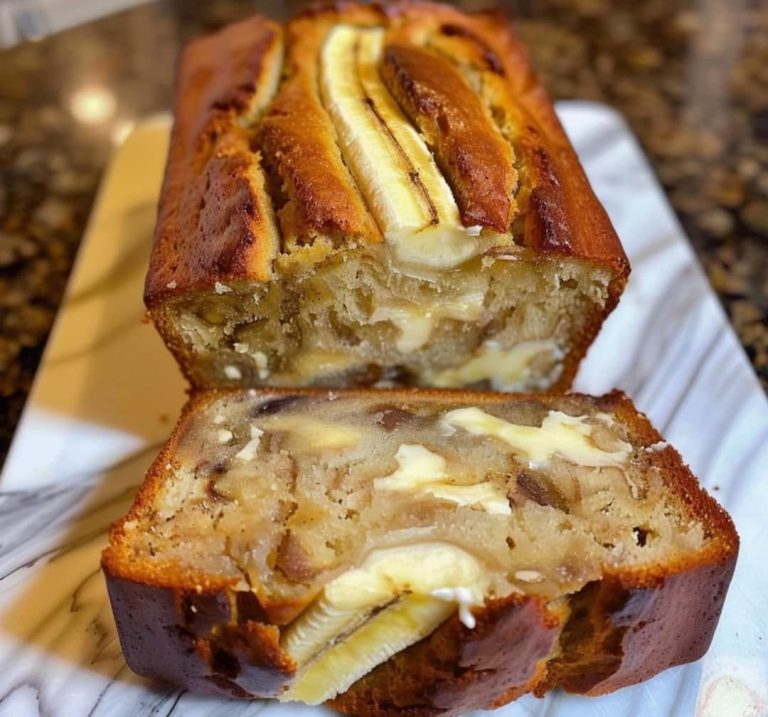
[145,2,629,391]
[103,389,737,714]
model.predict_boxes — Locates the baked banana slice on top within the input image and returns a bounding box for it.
[103,389,737,715]
[145,2,629,391]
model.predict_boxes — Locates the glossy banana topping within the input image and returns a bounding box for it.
[321,25,483,269]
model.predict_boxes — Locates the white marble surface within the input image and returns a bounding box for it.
[1,102,766,717]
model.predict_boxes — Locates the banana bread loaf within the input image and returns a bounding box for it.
[144,2,629,391]
[103,388,737,714]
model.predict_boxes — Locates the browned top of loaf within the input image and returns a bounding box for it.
[379,43,517,232]
[144,1,629,306]
[103,388,737,596]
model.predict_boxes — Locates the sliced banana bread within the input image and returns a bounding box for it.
[102,388,737,715]
[144,2,628,391]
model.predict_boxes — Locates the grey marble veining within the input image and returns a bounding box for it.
[0,103,766,717]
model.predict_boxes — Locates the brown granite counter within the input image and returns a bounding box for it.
[1,0,766,462]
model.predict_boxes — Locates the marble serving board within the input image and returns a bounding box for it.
[1,102,767,717]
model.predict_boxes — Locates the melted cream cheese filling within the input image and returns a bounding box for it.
[431,339,563,390]
[443,408,631,468]
[374,444,511,514]
[370,291,485,352]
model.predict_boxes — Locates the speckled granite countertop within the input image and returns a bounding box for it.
[1,0,766,462]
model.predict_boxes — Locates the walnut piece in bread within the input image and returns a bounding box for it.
[145,2,629,391]
[102,389,737,714]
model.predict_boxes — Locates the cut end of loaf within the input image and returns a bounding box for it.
[103,389,737,711]
[156,249,614,391]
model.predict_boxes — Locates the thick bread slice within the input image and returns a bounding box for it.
[102,389,737,715]
[144,2,629,392]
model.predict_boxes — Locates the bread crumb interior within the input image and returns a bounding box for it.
[120,392,707,621]
[163,250,611,390]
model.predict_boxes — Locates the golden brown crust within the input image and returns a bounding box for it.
[551,559,737,698]
[424,7,630,325]
[144,16,283,305]
[257,10,381,254]
[105,574,296,699]
[103,388,737,712]
[380,43,517,232]
[103,390,235,591]
[442,8,625,260]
